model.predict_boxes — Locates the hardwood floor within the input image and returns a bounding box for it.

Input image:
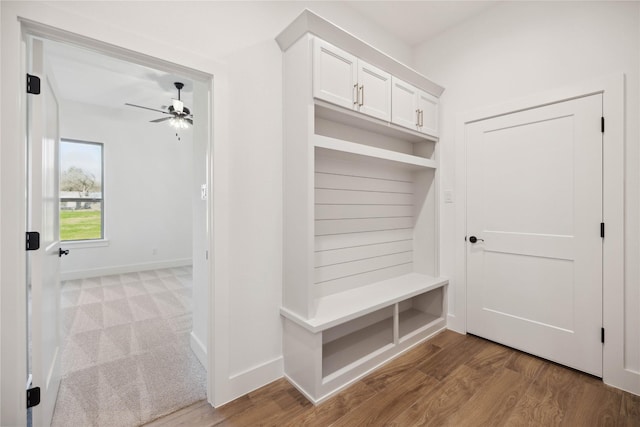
[144,330,640,426]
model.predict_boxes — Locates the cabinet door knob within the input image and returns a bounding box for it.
[468,236,484,244]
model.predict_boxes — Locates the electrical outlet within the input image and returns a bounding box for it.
[201,184,208,200]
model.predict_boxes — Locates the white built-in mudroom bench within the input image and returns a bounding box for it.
[277,10,448,404]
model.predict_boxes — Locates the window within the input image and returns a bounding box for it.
[59,139,104,241]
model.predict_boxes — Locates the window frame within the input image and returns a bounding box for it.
[59,138,105,242]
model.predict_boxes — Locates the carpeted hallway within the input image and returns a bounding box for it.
[52,266,206,427]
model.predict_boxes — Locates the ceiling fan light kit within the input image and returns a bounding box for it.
[124,81,194,135]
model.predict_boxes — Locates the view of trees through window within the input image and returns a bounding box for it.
[59,140,104,241]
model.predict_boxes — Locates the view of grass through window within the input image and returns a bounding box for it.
[59,140,103,241]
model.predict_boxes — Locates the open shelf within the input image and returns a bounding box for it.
[315,101,437,143]
[322,314,394,380]
[280,273,447,333]
[313,134,437,169]
[398,287,444,340]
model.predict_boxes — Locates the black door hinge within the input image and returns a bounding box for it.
[601,327,605,344]
[601,116,605,133]
[600,223,605,238]
[26,386,40,408]
[26,231,40,251]
[26,74,41,95]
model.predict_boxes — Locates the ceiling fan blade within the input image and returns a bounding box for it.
[125,103,169,114]
[186,118,194,125]
[150,117,173,123]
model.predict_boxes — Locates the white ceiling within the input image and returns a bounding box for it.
[45,39,193,119]
[43,2,496,111]
[345,1,498,47]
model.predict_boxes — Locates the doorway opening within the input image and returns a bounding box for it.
[25,33,212,427]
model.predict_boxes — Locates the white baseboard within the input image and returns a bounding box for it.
[190,331,207,369]
[60,258,192,281]
[216,357,284,407]
[447,313,465,334]
[605,368,640,396]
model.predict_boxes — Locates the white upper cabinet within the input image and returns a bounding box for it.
[391,77,439,136]
[357,61,391,121]
[418,90,439,136]
[313,38,358,110]
[391,77,419,130]
[313,38,391,121]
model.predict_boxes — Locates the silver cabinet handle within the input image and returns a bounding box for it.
[416,109,420,127]
[353,84,359,105]
[419,109,424,127]
[359,85,364,107]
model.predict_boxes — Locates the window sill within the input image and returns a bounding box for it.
[60,239,110,249]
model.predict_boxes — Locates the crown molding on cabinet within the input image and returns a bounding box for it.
[275,9,445,98]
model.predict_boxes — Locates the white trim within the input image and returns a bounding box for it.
[217,357,284,407]
[60,239,110,249]
[60,258,192,281]
[190,331,207,369]
[454,73,635,394]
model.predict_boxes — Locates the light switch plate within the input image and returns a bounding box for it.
[444,189,454,203]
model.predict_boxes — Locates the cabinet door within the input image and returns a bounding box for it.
[357,60,391,121]
[313,39,358,110]
[391,77,419,131]
[418,90,439,136]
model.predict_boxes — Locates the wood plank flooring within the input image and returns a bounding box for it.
[144,330,640,426]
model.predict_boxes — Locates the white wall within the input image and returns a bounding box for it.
[1,1,414,421]
[58,100,193,278]
[413,0,639,388]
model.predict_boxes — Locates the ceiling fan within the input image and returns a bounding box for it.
[125,81,193,129]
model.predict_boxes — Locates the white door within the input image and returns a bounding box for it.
[391,77,418,131]
[417,90,438,136]
[28,38,62,426]
[357,60,391,121]
[466,94,603,376]
[313,38,357,110]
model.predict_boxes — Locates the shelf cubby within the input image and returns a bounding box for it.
[322,307,394,380]
[398,287,444,341]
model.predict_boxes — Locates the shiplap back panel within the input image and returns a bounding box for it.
[315,148,415,298]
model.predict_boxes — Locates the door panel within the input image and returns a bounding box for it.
[313,38,357,110]
[391,77,418,130]
[29,38,62,427]
[417,90,438,136]
[357,60,391,121]
[466,94,603,376]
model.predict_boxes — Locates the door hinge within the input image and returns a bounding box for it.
[601,327,605,343]
[26,74,41,95]
[26,231,40,251]
[26,386,40,408]
[600,223,605,238]
[601,116,605,133]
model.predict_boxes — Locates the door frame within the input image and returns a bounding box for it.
[452,74,632,393]
[1,15,232,425]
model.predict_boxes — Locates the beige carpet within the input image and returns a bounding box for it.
[52,266,207,427]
